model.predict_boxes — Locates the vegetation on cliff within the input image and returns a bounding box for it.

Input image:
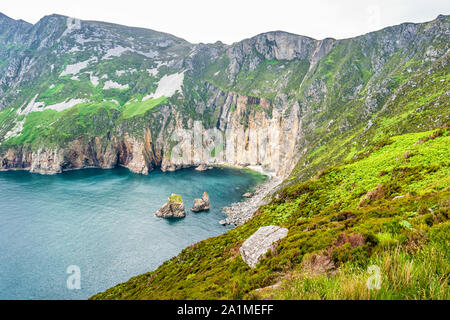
[92,127,449,300]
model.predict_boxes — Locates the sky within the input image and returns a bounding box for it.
[2,0,449,44]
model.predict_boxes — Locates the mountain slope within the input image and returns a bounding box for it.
[0,14,448,178]
[92,127,449,299]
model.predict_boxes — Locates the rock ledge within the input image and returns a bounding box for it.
[240,225,288,268]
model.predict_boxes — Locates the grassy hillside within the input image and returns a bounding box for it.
[92,127,449,300]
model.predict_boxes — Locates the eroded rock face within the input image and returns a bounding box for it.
[155,194,186,218]
[240,225,288,268]
[190,192,210,212]
[1,15,447,180]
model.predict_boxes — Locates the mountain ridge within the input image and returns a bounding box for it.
[3,12,447,43]
[0,13,448,178]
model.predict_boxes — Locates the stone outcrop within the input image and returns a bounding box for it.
[195,164,212,171]
[155,194,186,218]
[0,88,302,178]
[190,192,210,212]
[0,14,448,182]
[240,225,288,268]
[156,88,302,178]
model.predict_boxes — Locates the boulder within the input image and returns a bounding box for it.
[191,192,211,212]
[240,226,288,268]
[195,164,213,171]
[155,194,186,218]
[243,192,254,198]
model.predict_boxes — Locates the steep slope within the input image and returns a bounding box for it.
[199,15,450,181]
[0,14,448,178]
[92,128,449,299]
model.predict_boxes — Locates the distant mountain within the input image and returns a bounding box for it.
[0,13,448,179]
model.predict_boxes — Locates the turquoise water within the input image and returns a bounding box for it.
[0,167,265,300]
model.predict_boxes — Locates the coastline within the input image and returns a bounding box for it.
[220,176,282,226]
[0,162,279,226]
[0,162,274,176]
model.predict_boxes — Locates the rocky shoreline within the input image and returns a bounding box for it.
[220,176,282,226]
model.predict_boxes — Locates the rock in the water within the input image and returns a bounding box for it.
[155,194,186,218]
[195,164,213,171]
[243,192,254,198]
[240,226,288,268]
[191,192,211,212]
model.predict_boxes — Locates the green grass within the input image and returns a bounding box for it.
[268,241,448,300]
[0,107,15,125]
[3,109,60,146]
[1,96,169,148]
[169,194,183,204]
[1,101,123,149]
[121,97,168,119]
[91,128,449,300]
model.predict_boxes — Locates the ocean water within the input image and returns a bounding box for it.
[0,167,265,300]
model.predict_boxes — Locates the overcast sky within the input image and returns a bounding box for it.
[2,0,449,44]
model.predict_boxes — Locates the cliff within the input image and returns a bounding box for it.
[1,14,448,180]
[92,127,450,299]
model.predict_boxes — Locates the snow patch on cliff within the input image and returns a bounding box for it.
[103,99,120,105]
[19,94,88,115]
[103,46,129,59]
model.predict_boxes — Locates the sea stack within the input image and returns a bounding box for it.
[155,194,186,218]
[190,192,211,212]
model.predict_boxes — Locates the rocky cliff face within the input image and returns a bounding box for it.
[1,86,301,176]
[0,13,448,179]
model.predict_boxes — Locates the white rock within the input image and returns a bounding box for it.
[102,46,129,59]
[45,98,88,112]
[89,73,99,87]
[143,71,185,101]
[4,119,25,140]
[103,80,129,90]
[18,94,44,115]
[59,58,95,77]
[240,226,288,268]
